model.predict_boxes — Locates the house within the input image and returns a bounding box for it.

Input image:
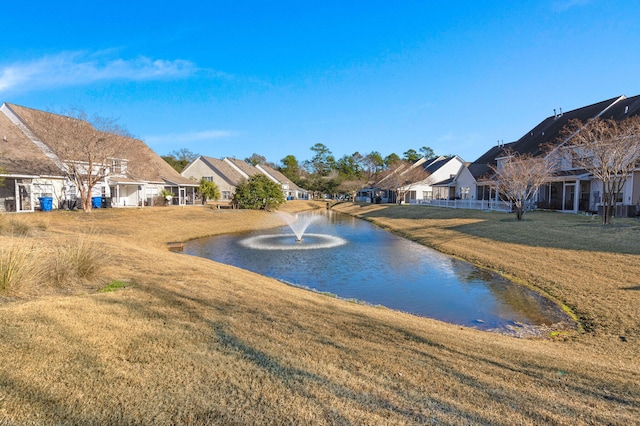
[182,156,309,203]
[255,164,309,200]
[181,156,252,203]
[356,155,466,204]
[356,161,411,203]
[433,94,640,214]
[405,155,466,203]
[0,103,197,211]
[0,106,63,212]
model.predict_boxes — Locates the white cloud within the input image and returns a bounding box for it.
[145,129,238,145]
[0,51,197,93]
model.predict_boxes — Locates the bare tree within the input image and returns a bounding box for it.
[170,147,199,163]
[163,148,200,172]
[561,116,640,225]
[490,149,556,220]
[377,160,430,204]
[38,109,129,212]
[337,178,369,202]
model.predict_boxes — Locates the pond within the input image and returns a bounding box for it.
[184,210,575,336]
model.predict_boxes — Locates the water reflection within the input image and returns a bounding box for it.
[184,210,575,336]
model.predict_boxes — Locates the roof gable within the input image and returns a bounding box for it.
[198,156,247,186]
[423,156,457,174]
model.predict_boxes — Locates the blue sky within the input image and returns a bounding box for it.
[1,1,639,165]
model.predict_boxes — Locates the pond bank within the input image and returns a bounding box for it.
[0,203,638,424]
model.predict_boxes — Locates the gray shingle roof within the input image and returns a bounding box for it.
[468,95,639,180]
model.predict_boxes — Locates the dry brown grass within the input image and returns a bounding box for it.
[0,241,40,292]
[332,203,640,340]
[0,202,638,425]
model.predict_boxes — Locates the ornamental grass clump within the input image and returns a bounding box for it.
[47,237,107,286]
[0,215,32,237]
[0,243,41,292]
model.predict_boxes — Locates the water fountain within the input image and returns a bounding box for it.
[238,212,347,250]
[277,212,319,242]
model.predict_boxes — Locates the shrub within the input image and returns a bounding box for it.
[199,179,220,204]
[232,175,285,211]
[159,189,174,206]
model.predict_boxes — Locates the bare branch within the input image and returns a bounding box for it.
[490,149,556,220]
[376,160,430,204]
[30,109,130,212]
[561,116,640,224]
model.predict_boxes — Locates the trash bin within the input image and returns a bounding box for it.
[91,196,102,209]
[102,197,112,208]
[38,197,53,212]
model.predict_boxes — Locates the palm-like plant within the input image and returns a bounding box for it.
[199,179,220,204]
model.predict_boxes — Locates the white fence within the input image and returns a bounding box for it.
[410,199,516,212]
[356,196,538,213]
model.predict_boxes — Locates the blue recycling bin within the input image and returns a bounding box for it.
[38,197,53,212]
[91,196,102,209]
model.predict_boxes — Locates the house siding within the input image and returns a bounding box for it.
[404,157,465,201]
[452,168,476,200]
[183,159,237,195]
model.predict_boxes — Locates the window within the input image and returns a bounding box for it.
[111,159,127,175]
[34,183,54,198]
[460,187,470,200]
[616,185,624,203]
[202,176,213,182]
[222,191,231,200]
